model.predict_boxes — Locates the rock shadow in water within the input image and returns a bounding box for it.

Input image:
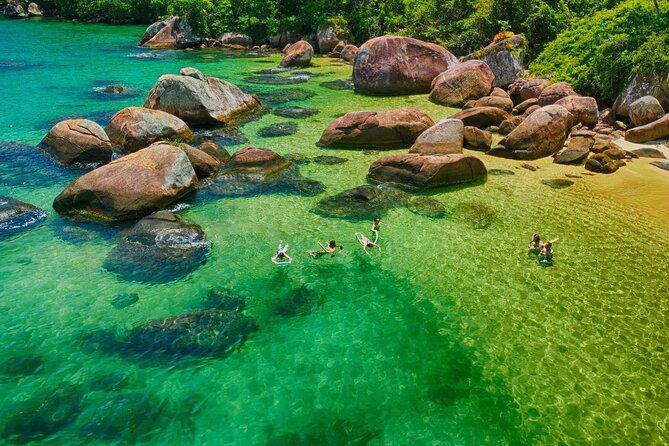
[449,201,497,229]
[274,285,325,318]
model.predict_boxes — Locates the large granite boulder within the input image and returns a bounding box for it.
[269,31,300,48]
[27,2,41,16]
[123,309,257,357]
[145,67,263,126]
[318,107,434,149]
[219,32,252,47]
[409,118,464,155]
[368,153,487,189]
[353,36,459,95]
[613,70,669,118]
[179,143,220,179]
[4,1,27,18]
[461,34,526,87]
[204,147,324,197]
[40,119,113,165]
[53,142,197,222]
[429,60,494,106]
[537,82,578,106]
[625,114,669,143]
[105,107,193,153]
[139,16,200,49]
[0,197,47,238]
[340,44,359,63]
[313,184,409,219]
[628,96,665,127]
[317,26,340,54]
[491,105,574,160]
[508,77,549,103]
[449,107,511,129]
[463,126,492,151]
[279,40,314,67]
[555,95,599,127]
[473,94,514,113]
[104,210,210,283]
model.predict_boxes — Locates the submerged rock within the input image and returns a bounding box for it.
[585,153,619,174]
[321,79,354,90]
[124,309,257,357]
[257,122,298,137]
[40,119,113,165]
[313,155,347,165]
[201,288,246,312]
[244,73,310,85]
[194,127,248,147]
[318,108,434,149]
[353,36,458,95]
[90,83,138,99]
[0,353,44,378]
[541,178,574,189]
[53,142,197,222]
[275,286,324,318]
[145,67,263,126]
[273,106,319,119]
[451,201,496,229]
[407,196,447,218]
[280,40,314,68]
[111,293,139,310]
[368,153,487,189]
[179,143,221,179]
[313,184,409,219]
[0,196,47,238]
[105,107,193,153]
[104,211,210,283]
[256,88,314,105]
[1,384,83,444]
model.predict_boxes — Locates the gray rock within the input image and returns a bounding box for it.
[614,70,669,118]
[0,197,46,238]
[628,96,665,127]
[219,32,252,47]
[313,184,409,219]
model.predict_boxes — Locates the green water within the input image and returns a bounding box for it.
[1,18,668,445]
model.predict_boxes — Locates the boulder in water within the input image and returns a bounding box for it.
[275,286,324,318]
[273,106,319,119]
[585,153,619,174]
[628,96,665,127]
[53,142,197,222]
[104,210,210,283]
[139,16,201,49]
[40,119,113,165]
[27,2,42,16]
[353,36,458,95]
[625,114,669,143]
[407,196,447,218]
[313,184,409,219]
[451,201,496,229]
[409,118,464,155]
[368,153,487,189]
[0,196,47,238]
[318,108,434,149]
[179,143,221,179]
[105,107,193,153]
[491,105,573,160]
[257,122,298,137]
[219,32,252,48]
[197,140,230,163]
[449,107,511,129]
[429,60,495,106]
[279,40,314,68]
[145,67,263,126]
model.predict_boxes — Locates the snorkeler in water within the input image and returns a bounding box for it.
[538,241,553,259]
[529,234,542,252]
[308,240,343,258]
[356,232,381,255]
[272,240,292,265]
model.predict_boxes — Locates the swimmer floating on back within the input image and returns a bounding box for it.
[272,240,292,265]
[308,240,343,258]
[356,232,381,255]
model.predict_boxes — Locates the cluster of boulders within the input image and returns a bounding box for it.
[3,0,42,18]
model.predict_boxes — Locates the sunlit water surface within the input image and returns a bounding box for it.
[0,18,667,445]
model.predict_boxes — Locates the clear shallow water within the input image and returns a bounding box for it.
[1,18,668,445]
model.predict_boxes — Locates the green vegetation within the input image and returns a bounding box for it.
[38,0,668,103]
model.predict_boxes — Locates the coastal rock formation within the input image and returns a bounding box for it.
[340,44,358,63]
[317,26,340,54]
[105,107,193,153]
[197,140,230,163]
[219,32,252,47]
[449,107,511,129]
[585,153,619,173]
[53,142,197,222]
[409,118,464,155]
[104,210,210,283]
[429,60,494,106]
[537,82,578,106]
[3,0,27,18]
[205,147,324,197]
[473,95,514,113]
[491,105,574,160]
[462,34,526,87]
[313,184,409,219]
[463,126,492,151]
[279,40,314,67]
[613,70,669,118]
[124,309,257,357]
[368,153,487,189]
[145,67,263,126]
[27,2,41,16]
[318,107,434,149]
[269,31,299,48]
[554,95,598,127]
[508,77,549,103]
[353,36,458,95]
[0,196,47,238]
[331,41,346,57]
[179,143,220,179]
[139,16,200,49]
[625,114,669,143]
[628,96,665,127]
[40,119,113,165]
[513,98,539,115]
[273,106,319,119]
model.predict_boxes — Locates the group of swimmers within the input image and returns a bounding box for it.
[271,218,383,265]
[529,234,556,262]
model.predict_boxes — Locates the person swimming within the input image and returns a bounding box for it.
[529,234,542,252]
[371,218,381,243]
[356,232,381,255]
[308,240,342,258]
[272,240,292,265]
[538,241,553,259]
